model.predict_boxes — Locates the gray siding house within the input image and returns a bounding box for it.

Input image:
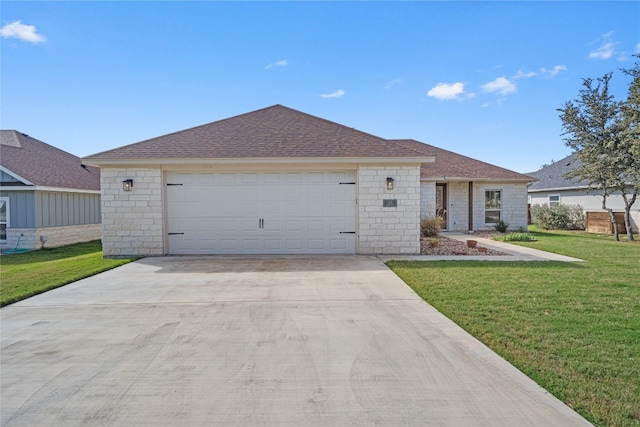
[527,153,639,233]
[0,130,102,251]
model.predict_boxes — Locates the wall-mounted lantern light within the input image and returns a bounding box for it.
[122,179,134,192]
[386,177,395,190]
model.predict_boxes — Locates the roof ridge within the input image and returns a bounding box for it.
[83,105,294,158]
[273,105,391,144]
[84,105,426,160]
[0,130,23,148]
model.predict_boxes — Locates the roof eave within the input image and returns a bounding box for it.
[0,166,34,186]
[82,156,436,167]
[0,185,100,194]
[421,176,535,182]
[528,185,591,192]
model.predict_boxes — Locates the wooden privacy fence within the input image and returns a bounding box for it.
[586,211,626,234]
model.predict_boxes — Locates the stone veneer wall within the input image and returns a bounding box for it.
[101,168,164,257]
[1,224,101,251]
[357,166,421,254]
[447,181,470,231]
[473,182,528,230]
[419,182,436,220]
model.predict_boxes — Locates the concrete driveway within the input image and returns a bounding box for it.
[1,256,590,426]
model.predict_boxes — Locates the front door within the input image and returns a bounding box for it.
[436,183,447,229]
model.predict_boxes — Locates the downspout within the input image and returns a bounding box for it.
[468,182,473,231]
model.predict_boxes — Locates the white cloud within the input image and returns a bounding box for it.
[541,65,568,77]
[320,89,345,99]
[512,70,537,79]
[589,32,617,60]
[265,59,288,70]
[385,79,402,90]
[427,82,467,100]
[482,77,517,95]
[0,20,45,43]
[589,43,615,60]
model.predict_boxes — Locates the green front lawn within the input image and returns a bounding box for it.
[0,241,136,307]
[388,229,639,427]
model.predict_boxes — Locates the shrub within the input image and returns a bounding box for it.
[495,232,537,242]
[530,204,585,230]
[421,215,444,237]
[494,220,510,233]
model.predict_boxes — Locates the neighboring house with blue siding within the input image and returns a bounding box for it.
[0,130,101,251]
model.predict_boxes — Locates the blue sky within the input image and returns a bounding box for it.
[2,1,638,173]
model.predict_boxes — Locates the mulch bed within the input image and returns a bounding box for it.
[420,235,509,256]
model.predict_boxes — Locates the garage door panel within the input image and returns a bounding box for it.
[264,239,282,250]
[218,219,239,232]
[307,202,325,215]
[220,239,238,252]
[330,238,348,250]
[263,220,282,232]
[167,171,355,254]
[285,173,303,183]
[263,203,281,215]
[308,239,325,250]
[307,220,325,232]
[263,173,281,184]
[285,220,303,232]
[241,239,260,250]
[242,219,260,232]
[330,219,348,232]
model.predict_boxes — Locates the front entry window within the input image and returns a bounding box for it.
[436,183,447,229]
[0,198,8,240]
[484,190,501,224]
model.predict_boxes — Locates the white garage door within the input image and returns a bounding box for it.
[166,171,356,254]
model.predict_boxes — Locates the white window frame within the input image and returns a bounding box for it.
[548,194,560,207]
[484,190,502,224]
[0,197,9,241]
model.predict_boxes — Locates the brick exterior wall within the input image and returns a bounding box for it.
[1,224,101,251]
[357,166,421,254]
[101,168,164,257]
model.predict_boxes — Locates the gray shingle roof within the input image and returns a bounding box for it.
[0,130,100,191]
[393,139,536,181]
[527,153,588,191]
[83,105,426,161]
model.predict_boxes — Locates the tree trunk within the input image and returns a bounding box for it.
[624,208,634,241]
[608,208,620,241]
[602,195,619,241]
[622,192,637,242]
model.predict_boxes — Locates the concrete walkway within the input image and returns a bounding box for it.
[1,256,590,426]
[381,232,584,262]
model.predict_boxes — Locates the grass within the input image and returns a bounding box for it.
[494,232,537,242]
[0,240,136,307]
[387,227,640,427]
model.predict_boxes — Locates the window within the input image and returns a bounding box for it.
[0,198,8,240]
[549,194,560,207]
[484,190,501,224]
